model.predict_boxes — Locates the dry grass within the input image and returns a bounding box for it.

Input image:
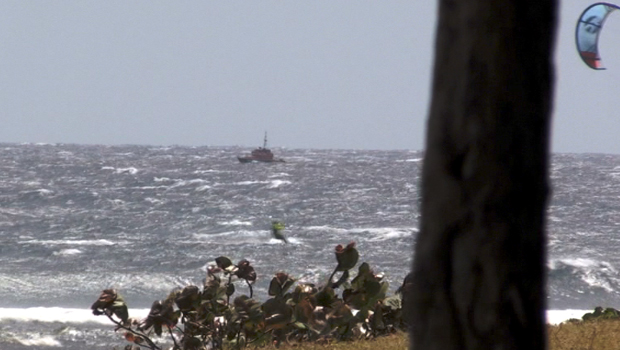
[548,319,620,350]
[250,320,620,350]
[254,332,410,350]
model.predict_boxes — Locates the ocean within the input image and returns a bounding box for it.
[0,143,615,348]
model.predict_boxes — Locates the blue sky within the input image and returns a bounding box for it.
[0,1,618,153]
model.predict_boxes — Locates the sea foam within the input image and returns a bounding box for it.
[0,307,585,325]
[18,239,118,246]
[0,307,150,325]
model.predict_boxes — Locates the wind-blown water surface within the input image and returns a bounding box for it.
[0,144,615,348]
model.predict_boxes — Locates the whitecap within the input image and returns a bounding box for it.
[268,237,302,245]
[21,188,53,196]
[219,220,252,226]
[52,249,82,256]
[170,178,209,188]
[186,179,208,184]
[0,307,150,325]
[134,186,167,190]
[267,238,286,244]
[108,198,126,206]
[19,239,118,246]
[364,228,415,241]
[267,180,291,188]
[196,185,212,191]
[193,230,261,240]
[549,258,605,269]
[190,230,302,245]
[115,167,138,175]
[0,209,34,218]
[194,169,229,174]
[235,180,267,186]
[15,334,62,347]
[548,258,618,292]
[305,226,349,234]
[575,230,602,237]
[144,197,163,204]
[322,227,417,241]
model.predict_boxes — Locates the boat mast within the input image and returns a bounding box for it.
[263,132,268,149]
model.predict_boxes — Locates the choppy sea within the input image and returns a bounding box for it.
[0,143,616,348]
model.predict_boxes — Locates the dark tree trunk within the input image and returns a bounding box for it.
[410,1,557,350]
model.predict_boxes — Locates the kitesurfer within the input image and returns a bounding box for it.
[271,220,287,243]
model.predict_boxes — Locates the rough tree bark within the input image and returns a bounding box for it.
[410,1,557,350]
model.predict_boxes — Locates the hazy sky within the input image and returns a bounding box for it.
[0,1,618,153]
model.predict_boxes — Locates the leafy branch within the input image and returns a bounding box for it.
[91,243,411,350]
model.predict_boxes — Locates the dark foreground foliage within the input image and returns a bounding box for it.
[92,242,409,350]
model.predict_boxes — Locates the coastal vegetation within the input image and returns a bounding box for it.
[92,242,410,350]
[91,238,620,350]
[548,308,620,350]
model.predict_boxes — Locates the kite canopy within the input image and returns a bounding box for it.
[576,2,620,70]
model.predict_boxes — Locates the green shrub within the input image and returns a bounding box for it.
[91,242,408,350]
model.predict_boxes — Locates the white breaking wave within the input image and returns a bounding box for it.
[0,307,150,325]
[193,230,261,239]
[546,309,590,324]
[267,237,301,245]
[170,178,209,188]
[348,227,415,241]
[235,180,269,186]
[232,179,293,188]
[549,258,618,292]
[305,226,415,241]
[7,145,618,347]
[101,166,139,174]
[550,258,606,269]
[196,185,212,191]
[194,169,230,174]
[305,225,349,234]
[35,188,53,195]
[19,239,119,246]
[144,197,163,204]
[11,334,62,347]
[267,180,291,188]
[115,167,138,175]
[52,248,83,256]
[0,306,581,326]
[191,230,301,246]
[219,220,252,226]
